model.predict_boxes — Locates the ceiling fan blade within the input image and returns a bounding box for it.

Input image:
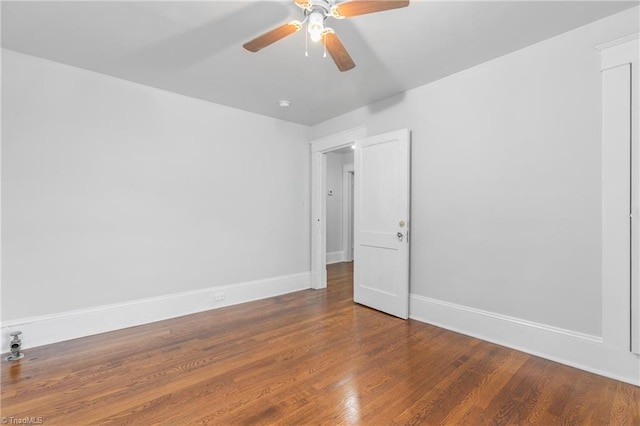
[293,0,312,10]
[323,30,355,72]
[243,22,302,52]
[331,0,409,18]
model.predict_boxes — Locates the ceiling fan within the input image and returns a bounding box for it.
[243,0,410,72]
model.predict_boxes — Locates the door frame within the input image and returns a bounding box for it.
[598,34,640,354]
[310,126,366,289]
[342,164,354,263]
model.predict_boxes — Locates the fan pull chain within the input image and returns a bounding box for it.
[323,35,327,58]
[305,25,309,57]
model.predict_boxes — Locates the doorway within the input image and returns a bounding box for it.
[310,126,366,289]
[311,127,411,319]
[325,148,354,267]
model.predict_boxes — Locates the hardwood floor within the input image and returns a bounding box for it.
[2,262,639,425]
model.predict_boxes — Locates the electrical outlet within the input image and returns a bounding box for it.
[214,293,225,302]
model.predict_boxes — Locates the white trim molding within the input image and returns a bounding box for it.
[310,126,366,153]
[311,152,327,289]
[342,164,354,263]
[410,294,640,386]
[1,272,311,351]
[597,33,640,380]
[598,33,639,70]
[326,251,345,264]
[310,126,366,289]
[595,32,639,51]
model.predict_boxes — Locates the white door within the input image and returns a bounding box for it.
[354,129,410,319]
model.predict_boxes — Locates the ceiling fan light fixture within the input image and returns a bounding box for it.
[308,11,325,42]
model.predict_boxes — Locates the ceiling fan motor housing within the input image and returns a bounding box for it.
[304,0,332,17]
[305,1,332,42]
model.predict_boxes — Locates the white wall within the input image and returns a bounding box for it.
[326,153,343,255]
[313,8,639,339]
[1,49,311,322]
[326,152,354,263]
[313,7,640,384]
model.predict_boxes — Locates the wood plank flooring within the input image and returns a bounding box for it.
[2,262,639,425]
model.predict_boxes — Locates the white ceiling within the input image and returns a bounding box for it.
[2,1,638,125]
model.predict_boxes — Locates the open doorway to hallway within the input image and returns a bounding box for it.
[311,128,410,318]
[325,146,354,286]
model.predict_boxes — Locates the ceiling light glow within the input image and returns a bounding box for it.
[308,11,324,42]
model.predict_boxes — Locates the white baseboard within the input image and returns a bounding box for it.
[1,272,311,351]
[410,294,640,386]
[326,251,344,264]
